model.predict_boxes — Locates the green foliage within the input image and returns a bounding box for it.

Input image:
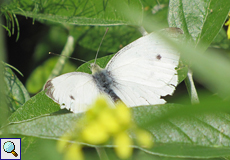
[7,91,60,123]
[1,0,143,25]
[3,62,30,112]
[168,0,230,51]
[1,0,230,160]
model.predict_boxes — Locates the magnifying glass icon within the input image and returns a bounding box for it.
[3,141,18,157]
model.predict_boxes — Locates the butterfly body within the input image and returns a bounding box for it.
[44,28,183,113]
[91,64,120,102]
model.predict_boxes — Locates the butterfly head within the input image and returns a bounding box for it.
[90,63,103,74]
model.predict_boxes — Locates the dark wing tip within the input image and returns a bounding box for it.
[44,80,53,90]
[44,80,56,101]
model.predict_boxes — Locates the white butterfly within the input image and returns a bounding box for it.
[44,28,183,113]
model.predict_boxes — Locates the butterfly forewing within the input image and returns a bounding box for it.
[44,72,101,113]
[106,28,182,106]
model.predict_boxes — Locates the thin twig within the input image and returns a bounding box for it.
[96,147,109,160]
[185,69,199,104]
[48,35,75,79]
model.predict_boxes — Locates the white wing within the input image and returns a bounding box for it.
[106,28,182,107]
[44,72,101,113]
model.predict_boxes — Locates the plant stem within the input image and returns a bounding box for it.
[138,26,148,36]
[96,147,109,160]
[48,35,75,79]
[185,69,199,104]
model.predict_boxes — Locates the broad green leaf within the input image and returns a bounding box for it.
[2,103,230,158]
[224,156,230,160]
[4,113,82,138]
[10,135,64,160]
[3,62,24,77]
[26,57,76,94]
[1,0,142,25]
[76,0,170,52]
[211,28,230,50]
[177,61,188,84]
[78,26,141,53]
[168,0,230,51]
[6,91,60,124]
[8,135,39,159]
[11,135,99,160]
[21,135,99,160]
[4,65,30,112]
[22,138,63,160]
[142,143,230,158]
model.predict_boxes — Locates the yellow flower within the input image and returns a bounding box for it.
[225,13,230,39]
[57,135,84,160]
[135,129,153,148]
[85,96,109,121]
[114,132,133,159]
[57,95,153,160]
[115,101,131,126]
[81,121,109,144]
[98,109,120,134]
[64,143,83,160]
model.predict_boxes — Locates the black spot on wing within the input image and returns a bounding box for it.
[70,95,75,100]
[156,54,162,60]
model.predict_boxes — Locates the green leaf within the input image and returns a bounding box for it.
[177,61,188,84]
[168,0,230,51]
[143,143,230,158]
[3,62,24,77]
[20,136,63,160]
[211,28,230,50]
[2,102,230,158]
[78,26,142,53]
[11,134,99,160]
[6,91,60,124]
[2,0,143,25]
[4,65,30,112]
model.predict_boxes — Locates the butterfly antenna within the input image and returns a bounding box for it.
[94,28,109,65]
[49,52,90,64]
